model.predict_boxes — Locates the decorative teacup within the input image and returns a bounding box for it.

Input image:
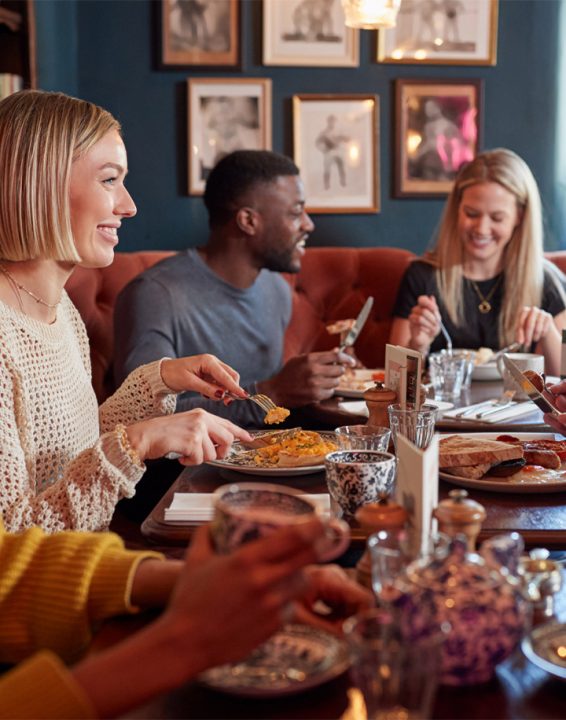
[211,482,350,561]
[325,450,397,519]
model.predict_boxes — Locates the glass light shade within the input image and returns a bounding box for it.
[342,0,401,29]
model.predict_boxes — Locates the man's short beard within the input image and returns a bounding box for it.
[262,249,301,274]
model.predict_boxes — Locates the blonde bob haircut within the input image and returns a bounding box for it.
[423,148,558,346]
[0,90,121,263]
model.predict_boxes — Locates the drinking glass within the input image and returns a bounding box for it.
[343,608,445,720]
[428,351,467,400]
[387,403,437,451]
[335,424,391,451]
[449,349,476,390]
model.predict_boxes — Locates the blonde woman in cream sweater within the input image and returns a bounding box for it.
[0,90,251,533]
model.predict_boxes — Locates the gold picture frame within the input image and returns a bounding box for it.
[378,0,498,66]
[187,77,272,195]
[293,94,379,214]
[263,0,359,67]
[161,0,240,68]
[394,78,482,197]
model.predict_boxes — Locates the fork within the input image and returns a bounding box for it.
[223,391,278,413]
[475,390,517,419]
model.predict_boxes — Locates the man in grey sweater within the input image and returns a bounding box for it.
[113,150,354,428]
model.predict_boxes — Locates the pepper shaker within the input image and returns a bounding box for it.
[433,489,486,551]
[363,382,397,429]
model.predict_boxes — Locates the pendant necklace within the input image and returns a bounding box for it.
[469,275,503,314]
[0,264,61,310]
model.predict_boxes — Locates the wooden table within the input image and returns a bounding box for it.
[90,577,566,720]
[141,463,566,551]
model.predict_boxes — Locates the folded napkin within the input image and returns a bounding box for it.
[338,401,369,417]
[442,401,541,424]
[164,492,331,524]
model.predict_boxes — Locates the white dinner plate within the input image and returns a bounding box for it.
[439,432,566,494]
[207,431,337,476]
[521,623,566,680]
[335,368,385,398]
[198,624,350,697]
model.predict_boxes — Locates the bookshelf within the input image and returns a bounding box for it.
[0,0,36,99]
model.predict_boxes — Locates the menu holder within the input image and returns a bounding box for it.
[394,433,439,554]
[385,344,423,409]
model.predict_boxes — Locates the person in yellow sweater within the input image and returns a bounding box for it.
[0,89,254,533]
[0,518,371,718]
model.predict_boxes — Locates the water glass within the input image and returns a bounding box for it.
[343,608,445,720]
[387,403,437,451]
[450,349,476,390]
[428,351,467,400]
[335,424,391,451]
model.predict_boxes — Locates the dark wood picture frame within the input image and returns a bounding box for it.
[394,78,482,198]
[160,0,240,68]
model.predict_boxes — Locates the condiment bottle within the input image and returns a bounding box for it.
[355,499,409,588]
[363,382,397,428]
[433,489,486,551]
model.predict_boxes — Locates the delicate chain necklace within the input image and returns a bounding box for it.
[0,264,61,309]
[468,275,503,314]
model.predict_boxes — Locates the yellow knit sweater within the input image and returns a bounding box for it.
[0,519,163,718]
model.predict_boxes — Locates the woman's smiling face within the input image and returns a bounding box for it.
[458,181,521,272]
[69,129,137,268]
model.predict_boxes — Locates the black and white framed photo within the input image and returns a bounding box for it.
[293,94,379,213]
[263,0,359,67]
[378,0,498,65]
[187,78,272,195]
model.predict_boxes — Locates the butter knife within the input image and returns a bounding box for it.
[501,355,560,416]
[338,296,374,352]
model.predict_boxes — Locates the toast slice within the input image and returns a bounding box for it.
[439,435,523,468]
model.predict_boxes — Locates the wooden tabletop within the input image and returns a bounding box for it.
[141,462,566,551]
[91,577,566,720]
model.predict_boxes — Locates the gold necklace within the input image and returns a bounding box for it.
[469,276,502,314]
[0,264,61,309]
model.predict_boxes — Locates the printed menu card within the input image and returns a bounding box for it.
[394,433,439,554]
[385,344,423,409]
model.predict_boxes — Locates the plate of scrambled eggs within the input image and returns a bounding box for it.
[208,429,338,476]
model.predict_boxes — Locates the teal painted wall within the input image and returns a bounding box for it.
[35,0,564,252]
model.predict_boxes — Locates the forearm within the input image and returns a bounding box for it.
[130,559,182,609]
[537,323,562,376]
[71,616,202,718]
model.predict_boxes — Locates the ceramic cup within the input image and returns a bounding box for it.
[324,450,397,520]
[496,352,544,400]
[334,424,391,451]
[211,482,350,561]
[343,608,445,720]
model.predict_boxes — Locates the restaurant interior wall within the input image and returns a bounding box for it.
[34,0,564,253]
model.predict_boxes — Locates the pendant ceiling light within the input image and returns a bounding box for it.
[342,0,401,29]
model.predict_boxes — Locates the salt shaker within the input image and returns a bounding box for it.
[363,382,397,428]
[433,489,486,551]
[354,499,409,588]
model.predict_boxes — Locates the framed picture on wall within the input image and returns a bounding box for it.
[293,94,379,213]
[378,0,498,65]
[394,79,482,197]
[263,0,359,67]
[187,78,272,195]
[161,0,240,67]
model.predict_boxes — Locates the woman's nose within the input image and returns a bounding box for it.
[117,187,137,218]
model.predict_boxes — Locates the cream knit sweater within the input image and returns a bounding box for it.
[0,292,176,533]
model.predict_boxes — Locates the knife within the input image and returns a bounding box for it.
[338,296,374,352]
[501,355,560,416]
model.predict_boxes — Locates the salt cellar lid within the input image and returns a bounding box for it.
[433,489,486,550]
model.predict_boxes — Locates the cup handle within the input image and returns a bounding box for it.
[316,517,350,562]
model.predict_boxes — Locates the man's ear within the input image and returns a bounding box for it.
[236,206,259,235]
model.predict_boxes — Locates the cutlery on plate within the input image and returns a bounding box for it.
[454,399,497,418]
[474,390,517,418]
